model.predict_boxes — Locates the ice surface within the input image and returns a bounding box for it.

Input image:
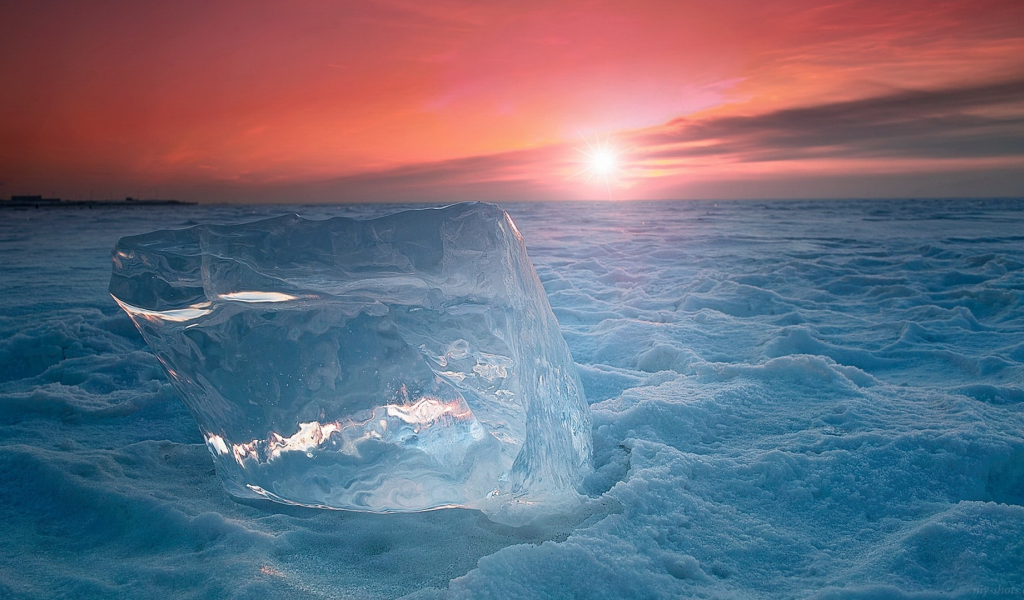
[107,202,592,520]
[2,199,1024,598]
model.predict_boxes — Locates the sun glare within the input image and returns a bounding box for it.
[593,151,615,173]
[571,131,630,199]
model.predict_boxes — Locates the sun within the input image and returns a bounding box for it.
[570,131,630,198]
[592,150,616,174]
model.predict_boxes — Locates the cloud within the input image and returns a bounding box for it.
[280,77,1024,201]
[173,145,573,203]
[12,71,1022,202]
[630,77,1024,165]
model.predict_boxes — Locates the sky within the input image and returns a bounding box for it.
[1,0,1023,202]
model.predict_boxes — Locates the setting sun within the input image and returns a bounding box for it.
[572,133,631,198]
[592,151,616,174]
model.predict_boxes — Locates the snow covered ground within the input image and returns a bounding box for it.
[1,199,1022,599]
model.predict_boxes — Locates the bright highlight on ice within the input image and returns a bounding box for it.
[218,291,297,303]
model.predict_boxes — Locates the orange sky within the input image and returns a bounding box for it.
[2,0,1023,201]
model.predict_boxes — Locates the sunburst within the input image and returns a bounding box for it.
[569,130,631,199]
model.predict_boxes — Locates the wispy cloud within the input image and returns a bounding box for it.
[631,78,1024,164]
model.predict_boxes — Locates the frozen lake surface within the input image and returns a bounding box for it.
[1,199,1023,599]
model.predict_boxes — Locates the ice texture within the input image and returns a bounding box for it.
[108,202,592,520]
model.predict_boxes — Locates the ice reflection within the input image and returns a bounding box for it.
[206,433,230,455]
[113,297,212,322]
[113,292,296,324]
[217,291,297,303]
[209,396,480,467]
[386,396,473,424]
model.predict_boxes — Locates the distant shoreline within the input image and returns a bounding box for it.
[0,195,197,209]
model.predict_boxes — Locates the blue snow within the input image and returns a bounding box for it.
[1,199,1022,599]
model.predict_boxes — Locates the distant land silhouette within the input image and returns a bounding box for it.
[0,195,196,209]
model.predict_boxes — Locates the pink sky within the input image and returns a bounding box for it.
[2,0,1023,201]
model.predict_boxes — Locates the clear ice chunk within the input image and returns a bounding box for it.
[109,202,592,522]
